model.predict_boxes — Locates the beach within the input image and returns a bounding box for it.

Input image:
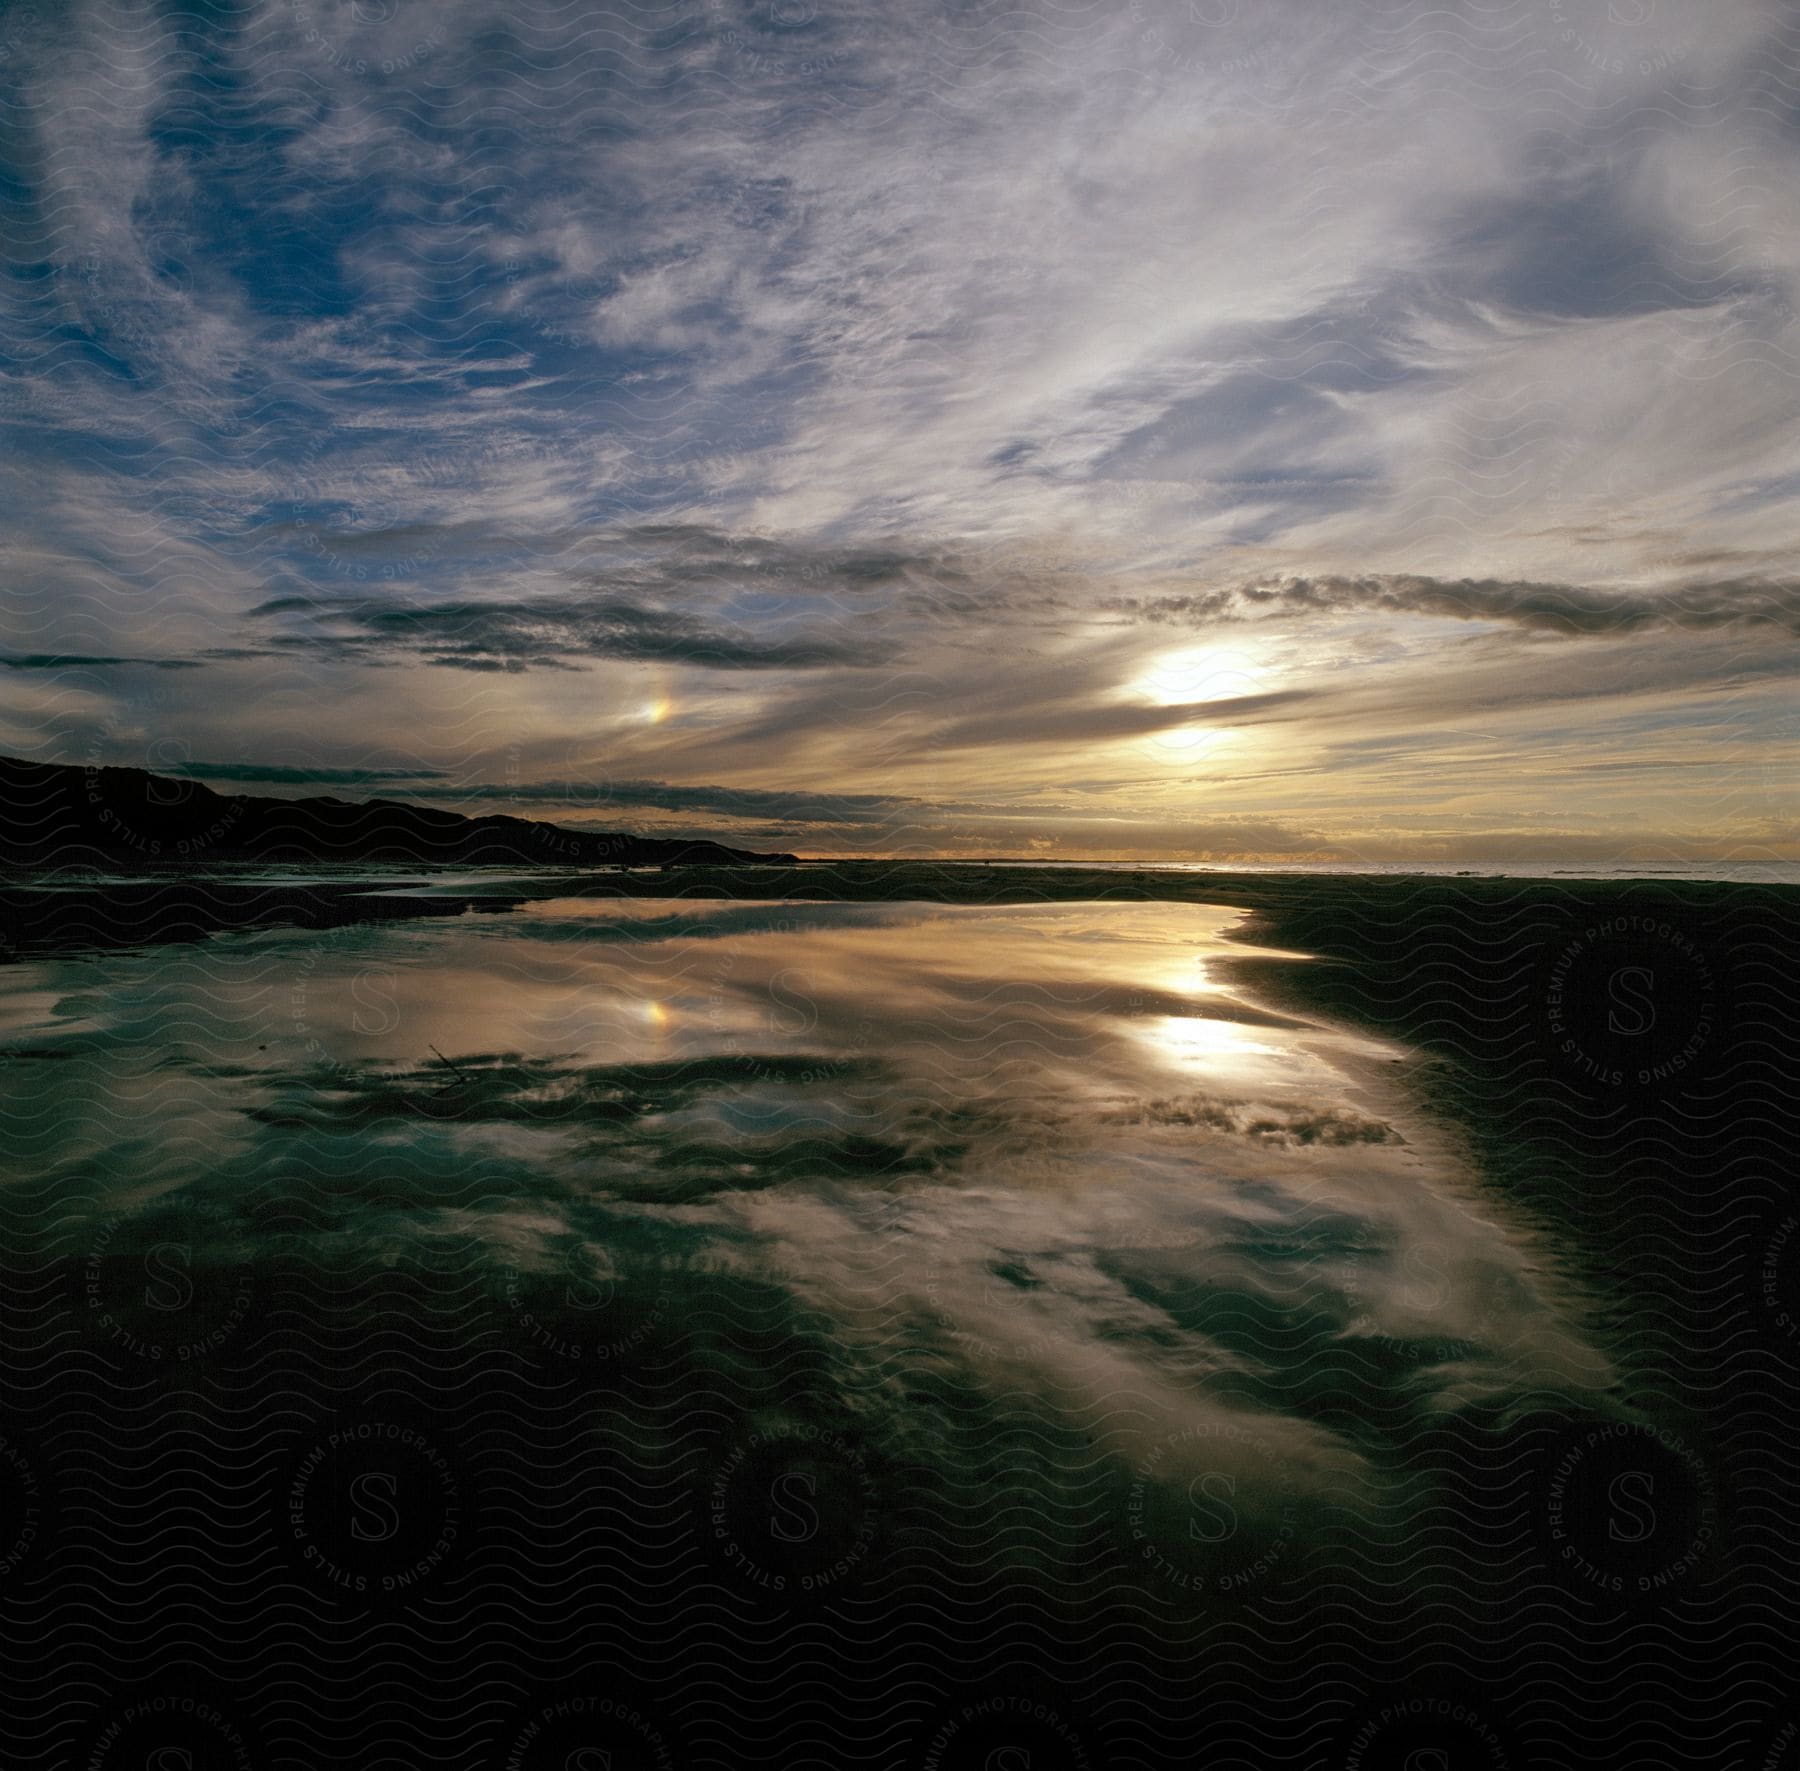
[2,863,1797,1765]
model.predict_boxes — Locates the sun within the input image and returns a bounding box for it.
[1132,643,1268,708]
[1128,642,1272,759]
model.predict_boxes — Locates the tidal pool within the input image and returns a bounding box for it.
[1,895,1614,1600]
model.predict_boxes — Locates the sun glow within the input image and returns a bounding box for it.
[1130,643,1272,760]
[1133,643,1269,707]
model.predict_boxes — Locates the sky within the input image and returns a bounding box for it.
[1,0,1797,864]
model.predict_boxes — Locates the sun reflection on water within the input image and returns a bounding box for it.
[1149,1012,1279,1069]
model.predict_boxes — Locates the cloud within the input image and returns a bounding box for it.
[1,654,204,672]
[1121,574,1800,637]
[414,777,917,826]
[164,762,452,786]
[926,689,1318,754]
[2,0,1798,861]
[246,591,895,672]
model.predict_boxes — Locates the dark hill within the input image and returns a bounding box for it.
[0,756,796,869]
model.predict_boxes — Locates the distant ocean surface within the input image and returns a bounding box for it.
[18,855,1800,887]
[917,856,1800,884]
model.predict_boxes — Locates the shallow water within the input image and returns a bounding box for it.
[3,895,1612,1547]
[2,876,1784,1765]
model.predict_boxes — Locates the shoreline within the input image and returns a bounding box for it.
[4,857,1796,1743]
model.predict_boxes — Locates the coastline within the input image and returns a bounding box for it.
[4,859,1796,1755]
[11,858,1795,1372]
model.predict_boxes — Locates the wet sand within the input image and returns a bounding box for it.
[2,862,1798,1764]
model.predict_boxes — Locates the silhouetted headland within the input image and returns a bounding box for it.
[0,755,797,871]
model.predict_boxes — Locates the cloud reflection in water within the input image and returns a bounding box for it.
[2,895,1614,1602]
